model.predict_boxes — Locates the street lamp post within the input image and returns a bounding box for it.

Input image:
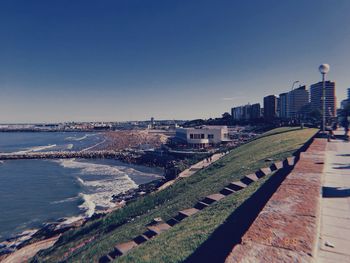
[319,64,330,133]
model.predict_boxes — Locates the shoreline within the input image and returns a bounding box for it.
[0,179,164,259]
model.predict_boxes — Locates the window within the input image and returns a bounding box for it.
[208,134,214,139]
[191,134,202,139]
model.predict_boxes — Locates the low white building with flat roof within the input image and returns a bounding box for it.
[175,125,230,148]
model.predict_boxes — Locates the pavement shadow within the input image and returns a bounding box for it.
[323,186,350,198]
[183,167,292,263]
[333,165,350,170]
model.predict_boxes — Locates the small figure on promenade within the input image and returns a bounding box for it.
[344,119,349,141]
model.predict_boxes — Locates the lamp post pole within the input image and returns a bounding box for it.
[322,72,326,132]
[319,64,330,133]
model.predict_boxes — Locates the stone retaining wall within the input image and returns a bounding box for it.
[225,138,327,263]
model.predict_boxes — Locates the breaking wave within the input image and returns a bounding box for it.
[66,144,74,150]
[56,159,160,217]
[7,144,57,155]
[64,134,93,141]
[51,196,79,204]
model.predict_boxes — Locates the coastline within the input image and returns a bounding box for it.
[0,130,170,258]
[0,177,165,259]
[0,128,254,261]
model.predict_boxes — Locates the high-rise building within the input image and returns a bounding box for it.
[231,106,243,120]
[232,103,261,121]
[341,88,350,109]
[276,97,281,117]
[310,81,336,119]
[287,86,309,119]
[263,95,277,121]
[250,103,261,119]
[279,93,288,119]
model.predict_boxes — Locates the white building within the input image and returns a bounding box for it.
[175,125,230,148]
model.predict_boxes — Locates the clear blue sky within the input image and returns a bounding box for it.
[1,0,350,123]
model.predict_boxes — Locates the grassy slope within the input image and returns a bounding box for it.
[118,173,273,263]
[33,127,317,263]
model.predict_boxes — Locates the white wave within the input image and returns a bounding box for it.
[79,193,96,217]
[58,159,162,179]
[65,134,96,142]
[77,177,85,185]
[5,144,57,155]
[56,159,145,216]
[55,159,163,217]
[59,216,84,225]
[81,139,106,151]
[66,143,74,150]
[51,196,79,204]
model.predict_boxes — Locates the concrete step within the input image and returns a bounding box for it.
[108,249,121,259]
[133,234,149,245]
[283,156,296,167]
[114,240,138,255]
[194,201,210,210]
[176,208,199,221]
[99,254,114,263]
[255,167,271,178]
[227,181,247,191]
[220,187,236,196]
[270,161,283,171]
[203,193,225,204]
[241,174,259,185]
[147,223,171,235]
[166,218,180,226]
[287,156,296,166]
[143,229,158,239]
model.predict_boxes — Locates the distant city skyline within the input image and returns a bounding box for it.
[1,0,350,123]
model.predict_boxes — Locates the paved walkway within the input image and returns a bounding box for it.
[157,152,227,191]
[318,131,350,262]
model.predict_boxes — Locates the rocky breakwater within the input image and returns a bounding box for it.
[0,150,124,160]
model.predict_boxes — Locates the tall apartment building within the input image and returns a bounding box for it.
[250,103,261,119]
[279,92,288,119]
[310,81,336,118]
[287,86,309,119]
[263,95,277,121]
[341,87,350,109]
[231,106,243,120]
[232,103,261,121]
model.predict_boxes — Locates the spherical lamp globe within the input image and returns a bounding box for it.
[319,64,330,74]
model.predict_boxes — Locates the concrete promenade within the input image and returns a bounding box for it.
[317,131,350,262]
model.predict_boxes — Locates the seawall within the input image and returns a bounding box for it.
[225,137,327,262]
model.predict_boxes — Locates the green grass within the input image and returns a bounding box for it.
[32,127,317,263]
[118,173,273,263]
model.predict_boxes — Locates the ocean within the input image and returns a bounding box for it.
[0,132,163,241]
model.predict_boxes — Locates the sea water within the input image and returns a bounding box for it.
[0,132,163,241]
